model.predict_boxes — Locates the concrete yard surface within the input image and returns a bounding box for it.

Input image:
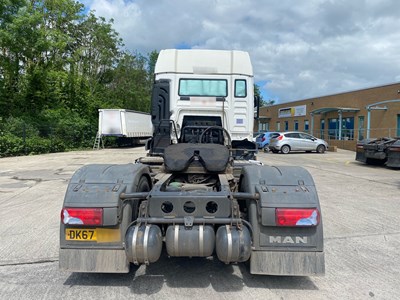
[0,147,399,300]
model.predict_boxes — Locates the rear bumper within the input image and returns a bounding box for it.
[59,248,129,273]
[250,250,325,276]
[365,150,387,160]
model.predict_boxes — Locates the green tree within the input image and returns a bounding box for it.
[0,0,29,115]
[254,84,275,107]
[103,51,151,112]
[0,0,159,156]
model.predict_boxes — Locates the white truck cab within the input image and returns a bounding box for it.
[150,49,257,157]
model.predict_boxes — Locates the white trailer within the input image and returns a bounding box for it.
[95,109,153,148]
[99,109,152,138]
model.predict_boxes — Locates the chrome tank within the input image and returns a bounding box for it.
[216,225,251,263]
[165,225,215,257]
[125,225,163,265]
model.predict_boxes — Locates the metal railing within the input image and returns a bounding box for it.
[309,128,398,141]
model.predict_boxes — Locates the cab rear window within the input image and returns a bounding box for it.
[179,79,227,97]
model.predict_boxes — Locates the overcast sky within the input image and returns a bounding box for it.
[81,0,400,103]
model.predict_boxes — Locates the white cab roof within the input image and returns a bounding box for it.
[155,49,253,76]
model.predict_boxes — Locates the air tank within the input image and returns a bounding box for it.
[165,225,215,257]
[215,225,251,263]
[125,224,162,265]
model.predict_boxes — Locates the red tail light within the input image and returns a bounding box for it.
[276,208,319,227]
[277,135,283,141]
[389,146,400,152]
[356,144,364,149]
[262,137,266,142]
[61,208,103,225]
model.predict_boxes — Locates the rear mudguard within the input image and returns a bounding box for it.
[240,165,325,276]
[355,149,367,163]
[59,163,151,273]
[387,141,400,168]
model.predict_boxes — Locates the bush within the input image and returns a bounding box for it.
[41,108,96,149]
[0,111,96,157]
[0,134,25,157]
[0,133,68,157]
[1,116,40,138]
[24,136,67,155]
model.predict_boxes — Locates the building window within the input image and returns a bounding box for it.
[284,121,289,131]
[258,122,269,131]
[342,117,354,140]
[328,117,354,140]
[276,121,280,131]
[304,120,309,132]
[294,120,299,131]
[397,114,400,137]
[328,118,338,139]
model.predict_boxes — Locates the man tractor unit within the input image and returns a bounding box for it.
[59,49,325,276]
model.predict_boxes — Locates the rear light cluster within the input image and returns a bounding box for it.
[356,144,364,149]
[277,135,283,141]
[61,208,103,225]
[262,137,266,142]
[389,146,400,152]
[275,208,319,227]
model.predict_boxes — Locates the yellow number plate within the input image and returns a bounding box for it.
[66,229,97,241]
[65,228,120,243]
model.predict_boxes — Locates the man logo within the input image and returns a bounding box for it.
[269,236,308,244]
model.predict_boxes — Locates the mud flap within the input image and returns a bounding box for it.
[60,163,151,273]
[387,141,400,168]
[240,165,325,276]
[59,248,130,273]
[250,251,325,276]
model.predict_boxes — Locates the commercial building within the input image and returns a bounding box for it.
[256,82,400,150]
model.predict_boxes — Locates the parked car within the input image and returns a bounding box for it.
[252,132,264,142]
[269,131,329,154]
[256,132,280,149]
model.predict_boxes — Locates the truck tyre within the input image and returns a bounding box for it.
[132,176,150,221]
[281,145,290,154]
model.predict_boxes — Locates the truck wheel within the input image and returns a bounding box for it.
[132,176,150,221]
[281,145,290,154]
[316,145,326,154]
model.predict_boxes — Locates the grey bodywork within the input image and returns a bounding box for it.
[59,144,324,276]
[356,137,400,168]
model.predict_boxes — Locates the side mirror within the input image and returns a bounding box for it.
[254,96,260,120]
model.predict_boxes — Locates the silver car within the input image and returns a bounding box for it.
[269,131,329,154]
